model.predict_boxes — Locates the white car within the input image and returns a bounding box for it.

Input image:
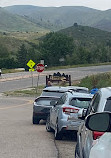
[41,86,89,97]
[89,133,111,158]
[75,87,111,158]
[84,112,111,158]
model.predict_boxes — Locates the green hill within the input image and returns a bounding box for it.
[0,7,48,32]
[4,5,99,31]
[59,25,111,45]
[1,23,111,69]
[4,5,111,32]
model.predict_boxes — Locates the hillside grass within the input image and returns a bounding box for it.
[6,31,49,43]
[0,31,48,52]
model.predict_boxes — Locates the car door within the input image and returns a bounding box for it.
[79,92,101,158]
[50,94,66,129]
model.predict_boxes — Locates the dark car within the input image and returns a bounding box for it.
[32,96,60,124]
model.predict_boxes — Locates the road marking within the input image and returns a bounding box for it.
[0,98,33,110]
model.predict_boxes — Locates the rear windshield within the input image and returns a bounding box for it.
[75,89,89,93]
[35,98,58,106]
[42,91,64,97]
[69,98,91,109]
[104,97,111,111]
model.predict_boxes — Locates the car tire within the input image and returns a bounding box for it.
[33,116,40,124]
[46,115,53,132]
[75,143,80,158]
[55,122,62,140]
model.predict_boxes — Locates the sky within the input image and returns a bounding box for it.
[0,0,111,11]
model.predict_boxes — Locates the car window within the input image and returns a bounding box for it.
[76,89,89,93]
[61,94,67,102]
[69,98,91,108]
[104,97,111,111]
[42,91,64,97]
[91,93,100,112]
[57,94,67,105]
[36,98,58,106]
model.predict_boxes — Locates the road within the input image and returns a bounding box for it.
[0,65,111,93]
[0,65,111,158]
[0,96,76,158]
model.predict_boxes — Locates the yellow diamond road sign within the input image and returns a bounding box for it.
[27,60,35,69]
[29,68,34,72]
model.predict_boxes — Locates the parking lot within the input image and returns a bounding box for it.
[0,96,76,158]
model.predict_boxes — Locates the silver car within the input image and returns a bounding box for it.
[46,91,92,140]
[75,87,111,158]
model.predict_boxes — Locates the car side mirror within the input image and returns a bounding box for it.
[50,100,58,107]
[85,112,111,132]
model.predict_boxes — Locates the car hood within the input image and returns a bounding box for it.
[89,133,111,158]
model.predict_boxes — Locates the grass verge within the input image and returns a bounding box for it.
[4,85,45,97]
[78,72,111,90]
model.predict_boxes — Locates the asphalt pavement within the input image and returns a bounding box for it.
[0,96,76,158]
[0,65,111,93]
[0,96,58,158]
[1,65,110,158]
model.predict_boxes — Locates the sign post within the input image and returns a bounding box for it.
[36,63,44,94]
[27,60,35,87]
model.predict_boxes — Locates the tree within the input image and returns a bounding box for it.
[39,32,74,66]
[17,44,27,68]
[73,23,78,27]
[0,45,9,59]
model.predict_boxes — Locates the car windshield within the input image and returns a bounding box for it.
[35,98,58,106]
[69,98,91,108]
[75,89,89,93]
[42,91,64,97]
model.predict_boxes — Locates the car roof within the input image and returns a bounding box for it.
[67,86,89,91]
[66,91,93,98]
[43,86,72,92]
[35,95,61,100]
[43,86,89,92]
[99,87,111,99]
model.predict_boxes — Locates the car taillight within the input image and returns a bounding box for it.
[93,131,104,140]
[63,107,79,114]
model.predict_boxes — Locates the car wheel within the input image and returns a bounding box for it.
[55,122,62,140]
[75,143,80,158]
[46,115,53,132]
[32,116,40,124]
